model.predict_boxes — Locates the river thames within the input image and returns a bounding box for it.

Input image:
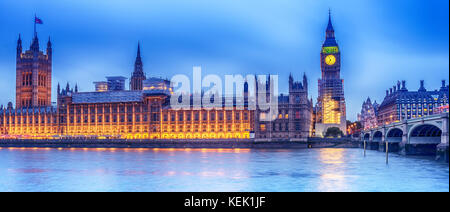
[0,147,448,192]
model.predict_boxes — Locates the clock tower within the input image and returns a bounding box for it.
[315,11,347,137]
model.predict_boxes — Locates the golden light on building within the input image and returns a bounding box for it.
[322,95,341,124]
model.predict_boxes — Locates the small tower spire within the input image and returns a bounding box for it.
[289,73,293,90]
[303,72,308,90]
[137,41,141,58]
[326,9,335,38]
[46,36,52,58]
[47,36,52,48]
[17,34,22,58]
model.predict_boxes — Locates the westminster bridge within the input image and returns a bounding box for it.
[360,113,449,159]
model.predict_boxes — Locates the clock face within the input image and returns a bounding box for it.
[325,54,336,66]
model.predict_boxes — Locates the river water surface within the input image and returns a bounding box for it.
[0,147,448,191]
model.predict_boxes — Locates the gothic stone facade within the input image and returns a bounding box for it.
[254,74,313,141]
[357,97,378,130]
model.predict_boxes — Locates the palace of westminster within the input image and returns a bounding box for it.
[0,14,347,140]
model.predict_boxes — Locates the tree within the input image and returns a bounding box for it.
[324,127,344,138]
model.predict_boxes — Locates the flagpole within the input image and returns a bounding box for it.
[34,14,36,37]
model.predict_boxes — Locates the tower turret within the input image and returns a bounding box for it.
[289,73,293,89]
[30,34,40,52]
[15,22,52,108]
[303,72,308,91]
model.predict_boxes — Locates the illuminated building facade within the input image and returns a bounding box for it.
[376,80,449,125]
[315,12,347,136]
[357,97,379,130]
[1,28,313,140]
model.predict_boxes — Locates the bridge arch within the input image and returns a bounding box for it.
[385,128,403,143]
[372,131,383,142]
[363,133,370,141]
[408,124,442,144]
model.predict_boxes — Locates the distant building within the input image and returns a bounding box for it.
[106,76,127,91]
[376,80,449,125]
[357,97,379,130]
[315,12,347,136]
[93,81,108,92]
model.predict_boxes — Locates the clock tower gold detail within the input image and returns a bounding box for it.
[325,54,336,66]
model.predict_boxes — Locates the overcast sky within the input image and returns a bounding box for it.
[0,0,448,121]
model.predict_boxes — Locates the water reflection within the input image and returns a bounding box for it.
[0,147,448,191]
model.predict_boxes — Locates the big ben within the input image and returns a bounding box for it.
[315,11,347,137]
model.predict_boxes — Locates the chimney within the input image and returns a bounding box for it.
[389,88,392,95]
[401,80,406,90]
[418,80,426,92]
[442,80,446,88]
[397,81,401,90]
[393,86,396,92]
[386,90,389,96]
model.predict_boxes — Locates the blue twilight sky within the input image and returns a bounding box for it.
[0,0,448,121]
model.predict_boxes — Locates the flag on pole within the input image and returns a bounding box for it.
[35,16,43,24]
